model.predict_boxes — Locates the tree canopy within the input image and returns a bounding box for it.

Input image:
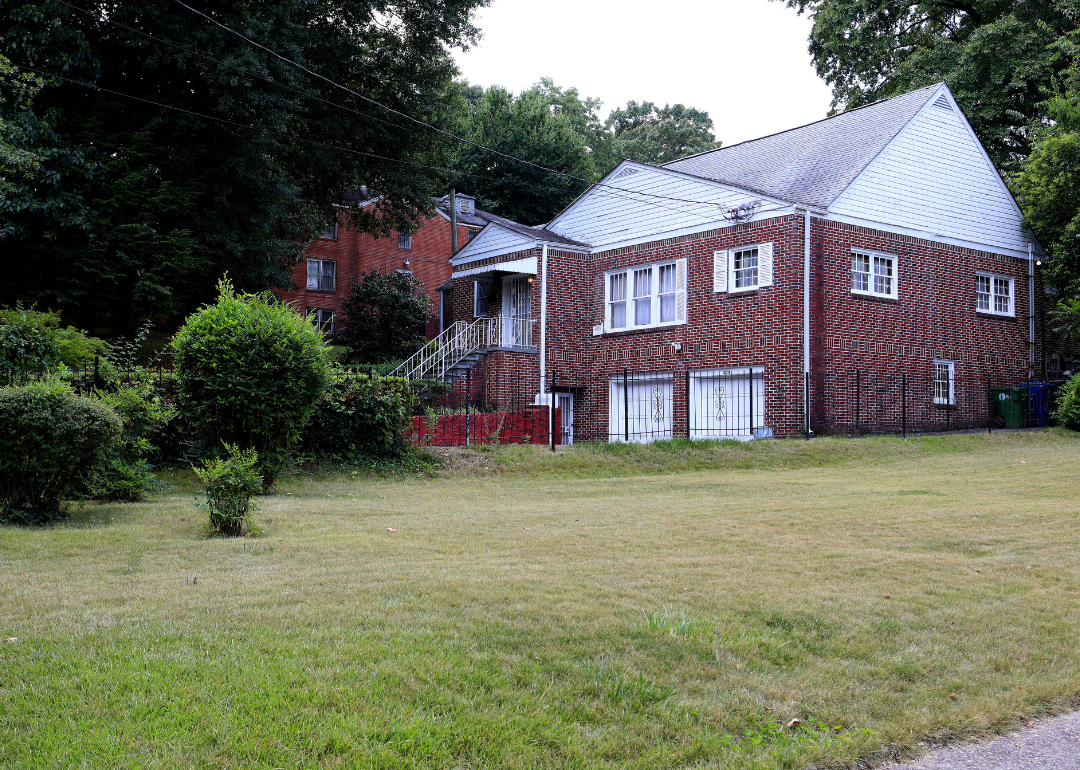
[785,0,1079,172]
[606,101,720,166]
[0,0,485,333]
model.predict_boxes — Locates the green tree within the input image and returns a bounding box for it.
[784,0,1078,171]
[340,270,432,364]
[1,0,485,333]
[606,101,720,167]
[172,280,330,487]
[448,79,600,224]
[0,54,43,211]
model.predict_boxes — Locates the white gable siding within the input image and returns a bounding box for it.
[550,164,790,250]
[828,94,1036,258]
[451,224,535,265]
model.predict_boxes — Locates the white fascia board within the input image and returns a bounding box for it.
[450,221,536,266]
[587,211,798,255]
[823,211,1039,261]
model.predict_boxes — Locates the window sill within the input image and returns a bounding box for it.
[306,288,337,294]
[976,311,1016,321]
[601,323,684,338]
[725,288,761,297]
[850,292,898,304]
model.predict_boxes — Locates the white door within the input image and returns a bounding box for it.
[689,367,764,439]
[502,276,532,347]
[555,392,574,445]
[609,374,673,443]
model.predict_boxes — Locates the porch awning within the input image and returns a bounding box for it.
[451,256,537,280]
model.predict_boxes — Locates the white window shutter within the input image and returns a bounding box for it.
[758,243,774,287]
[713,250,728,293]
[603,274,611,332]
[676,258,687,322]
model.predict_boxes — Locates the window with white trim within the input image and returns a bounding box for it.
[474,280,490,317]
[851,250,897,299]
[976,272,1013,316]
[713,243,773,293]
[604,259,687,332]
[307,307,335,335]
[306,259,336,292]
[933,360,955,405]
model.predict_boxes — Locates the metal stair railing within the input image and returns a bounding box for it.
[390,316,535,382]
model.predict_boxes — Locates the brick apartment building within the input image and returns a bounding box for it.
[433,83,1075,442]
[280,193,497,339]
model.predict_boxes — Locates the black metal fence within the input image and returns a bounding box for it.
[414,365,1067,447]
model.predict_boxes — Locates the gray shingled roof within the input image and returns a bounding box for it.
[663,84,942,209]
[473,210,590,248]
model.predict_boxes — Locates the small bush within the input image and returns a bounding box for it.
[0,379,121,523]
[1054,373,1080,431]
[299,368,412,461]
[173,279,330,486]
[88,381,175,501]
[194,443,262,536]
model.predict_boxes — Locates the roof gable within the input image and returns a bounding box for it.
[829,85,1040,258]
[663,84,940,208]
[450,222,537,265]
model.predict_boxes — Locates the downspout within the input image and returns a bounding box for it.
[801,208,811,436]
[1028,243,1036,380]
[450,188,458,255]
[539,244,549,398]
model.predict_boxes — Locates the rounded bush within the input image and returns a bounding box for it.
[172,280,330,486]
[0,379,122,523]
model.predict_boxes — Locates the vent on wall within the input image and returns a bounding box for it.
[933,93,953,111]
[613,166,639,180]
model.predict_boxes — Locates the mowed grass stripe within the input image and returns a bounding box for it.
[1,431,1079,768]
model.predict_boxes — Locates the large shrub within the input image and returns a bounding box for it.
[299,368,412,461]
[1054,373,1080,431]
[172,280,330,485]
[0,380,121,523]
[340,270,431,364]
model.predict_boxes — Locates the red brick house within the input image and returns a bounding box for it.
[279,193,492,339]
[399,84,1073,441]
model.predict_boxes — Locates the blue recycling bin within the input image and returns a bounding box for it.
[1026,382,1051,427]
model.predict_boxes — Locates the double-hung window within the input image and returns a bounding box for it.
[712,243,773,293]
[851,250,897,299]
[307,308,335,335]
[933,360,955,405]
[976,273,1013,316]
[306,259,336,292]
[604,259,687,332]
[398,232,413,250]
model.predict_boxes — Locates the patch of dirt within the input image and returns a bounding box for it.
[417,446,498,478]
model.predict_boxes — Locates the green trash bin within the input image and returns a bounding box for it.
[990,386,1027,429]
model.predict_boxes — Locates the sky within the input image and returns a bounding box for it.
[454,0,835,146]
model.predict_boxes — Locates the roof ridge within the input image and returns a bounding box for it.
[663,83,943,167]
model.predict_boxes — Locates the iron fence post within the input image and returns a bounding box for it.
[465,369,471,447]
[550,370,556,453]
[902,372,907,438]
[855,369,860,436]
[987,374,992,434]
[748,367,754,438]
[685,370,691,439]
[623,368,629,443]
[946,369,951,432]
[804,371,810,440]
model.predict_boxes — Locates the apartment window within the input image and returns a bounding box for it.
[733,247,758,289]
[474,280,490,317]
[976,273,1014,316]
[609,272,627,329]
[934,360,955,405]
[398,232,412,250]
[604,260,686,332]
[306,259,336,292]
[851,250,897,299]
[307,307,335,335]
[608,373,673,443]
[319,221,338,240]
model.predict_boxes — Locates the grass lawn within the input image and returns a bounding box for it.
[2,431,1080,768]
